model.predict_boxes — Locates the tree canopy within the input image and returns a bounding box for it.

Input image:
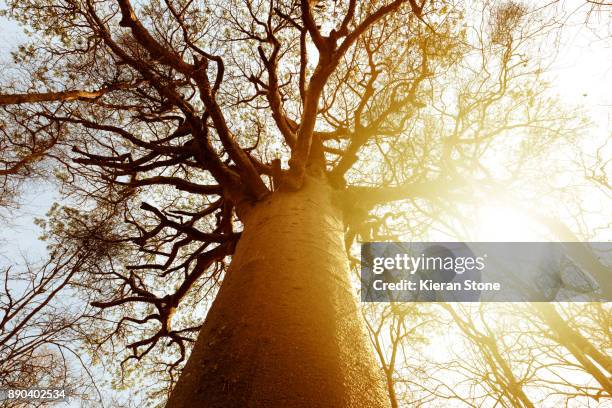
[0,0,610,406]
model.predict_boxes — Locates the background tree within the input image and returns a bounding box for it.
[0,239,103,407]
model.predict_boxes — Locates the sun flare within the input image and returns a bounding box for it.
[475,205,545,241]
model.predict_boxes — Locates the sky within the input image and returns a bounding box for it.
[552,2,612,107]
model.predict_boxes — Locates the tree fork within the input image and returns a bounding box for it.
[166,175,390,407]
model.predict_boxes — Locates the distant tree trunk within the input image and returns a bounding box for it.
[533,303,612,395]
[166,175,390,408]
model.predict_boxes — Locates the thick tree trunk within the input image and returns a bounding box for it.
[166,175,390,407]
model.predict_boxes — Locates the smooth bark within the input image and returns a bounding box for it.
[166,175,390,407]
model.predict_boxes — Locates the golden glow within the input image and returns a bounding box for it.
[474,205,544,241]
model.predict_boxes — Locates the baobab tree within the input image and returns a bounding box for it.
[0,0,591,406]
